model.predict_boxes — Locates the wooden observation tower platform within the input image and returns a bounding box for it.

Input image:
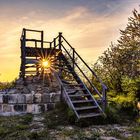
[20,28,107,119]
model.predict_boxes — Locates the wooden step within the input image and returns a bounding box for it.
[75,106,98,111]
[67,90,78,95]
[25,59,39,64]
[79,113,102,119]
[66,89,86,94]
[62,79,75,83]
[66,88,86,92]
[25,65,36,68]
[25,70,36,73]
[69,94,90,97]
[25,71,37,74]
[72,100,93,103]
[64,83,83,87]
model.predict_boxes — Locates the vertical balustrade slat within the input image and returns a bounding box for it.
[22,28,26,79]
[59,32,62,50]
[41,31,44,49]
[54,38,56,48]
[72,48,75,70]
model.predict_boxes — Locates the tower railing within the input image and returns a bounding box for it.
[52,33,107,109]
[20,29,107,109]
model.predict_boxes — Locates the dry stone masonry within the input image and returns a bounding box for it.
[0,74,61,116]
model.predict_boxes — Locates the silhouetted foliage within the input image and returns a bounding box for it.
[94,9,140,94]
[93,9,140,114]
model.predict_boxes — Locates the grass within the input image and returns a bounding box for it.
[0,103,139,140]
[0,114,33,140]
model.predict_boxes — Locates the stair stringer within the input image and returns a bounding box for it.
[55,54,105,119]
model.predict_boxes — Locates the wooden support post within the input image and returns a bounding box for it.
[102,88,107,111]
[41,31,43,49]
[36,65,39,76]
[35,41,37,48]
[50,42,52,48]
[54,38,56,48]
[58,32,62,50]
[34,41,39,75]
[72,48,75,70]
[35,41,37,59]
[22,28,26,80]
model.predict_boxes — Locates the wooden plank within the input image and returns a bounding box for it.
[25,59,39,64]
[75,106,98,111]
[72,100,94,103]
[79,113,102,119]
[69,94,90,97]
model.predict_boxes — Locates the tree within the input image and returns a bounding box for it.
[94,9,140,95]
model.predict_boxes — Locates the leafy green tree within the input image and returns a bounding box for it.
[94,9,140,95]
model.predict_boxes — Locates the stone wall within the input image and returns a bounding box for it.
[0,75,61,116]
[0,92,61,116]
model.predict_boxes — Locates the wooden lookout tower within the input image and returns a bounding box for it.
[20,28,107,119]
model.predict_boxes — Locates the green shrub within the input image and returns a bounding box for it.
[0,79,16,90]
[67,108,76,123]
[91,130,100,139]
[20,114,33,124]
[15,124,29,130]
[105,105,120,123]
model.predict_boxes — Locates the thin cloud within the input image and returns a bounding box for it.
[0,2,139,81]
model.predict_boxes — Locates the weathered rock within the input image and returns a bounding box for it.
[8,89,17,94]
[0,94,3,103]
[16,78,24,85]
[8,94,17,103]
[26,94,33,103]
[3,95,9,103]
[0,74,61,115]
[36,88,42,92]
[47,103,55,110]
[0,104,2,112]
[50,92,61,102]
[16,85,24,90]
[27,104,33,113]
[43,87,49,93]
[17,94,26,103]
[3,104,12,112]
[0,91,7,94]
[32,104,40,114]
[42,93,50,103]
[14,104,27,112]
[34,93,42,103]
[22,87,30,94]
[37,85,42,88]
[27,84,36,92]
[100,136,119,140]
[39,104,45,112]
[31,90,35,95]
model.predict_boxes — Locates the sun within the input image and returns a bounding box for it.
[41,59,51,68]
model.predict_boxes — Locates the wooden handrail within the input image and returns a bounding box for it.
[23,28,43,33]
[61,35,107,90]
[61,44,103,99]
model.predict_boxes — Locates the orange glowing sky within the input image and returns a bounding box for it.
[0,0,139,82]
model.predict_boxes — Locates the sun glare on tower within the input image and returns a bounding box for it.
[42,59,50,68]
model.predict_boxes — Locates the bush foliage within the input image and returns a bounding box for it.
[93,9,140,115]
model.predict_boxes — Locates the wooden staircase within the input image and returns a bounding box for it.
[20,28,107,120]
[54,53,106,119]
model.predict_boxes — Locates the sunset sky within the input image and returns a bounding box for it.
[0,0,139,82]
